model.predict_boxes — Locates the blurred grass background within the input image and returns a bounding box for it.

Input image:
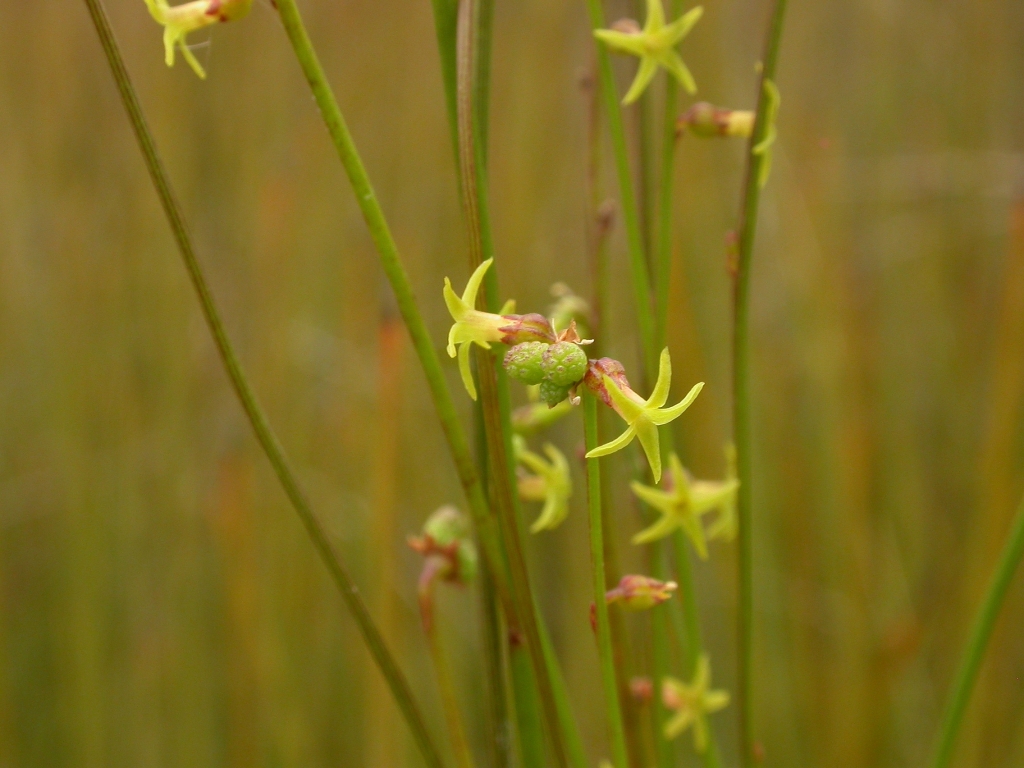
[2,0,1024,766]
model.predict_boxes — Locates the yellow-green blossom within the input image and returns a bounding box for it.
[584,349,702,483]
[661,654,729,752]
[144,0,252,79]
[514,437,573,533]
[630,450,738,555]
[443,259,554,400]
[594,0,703,104]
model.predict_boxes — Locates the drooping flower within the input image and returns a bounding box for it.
[408,505,477,633]
[594,0,704,104]
[143,0,253,79]
[630,450,738,555]
[661,654,729,752]
[444,259,555,400]
[584,349,703,482]
[514,436,573,533]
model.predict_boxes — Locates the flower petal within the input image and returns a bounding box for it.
[586,424,637,459]
[664,5,703,44]
[658,49,697,94]
[634,419,662,482]
[462,258,493,307]
[622,56,660,105]
[648,348,674,408]
[632,512,681,545]
[458,342,477,401]
[648,381,703,425]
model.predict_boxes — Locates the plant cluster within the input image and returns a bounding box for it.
[79,0,1024,766]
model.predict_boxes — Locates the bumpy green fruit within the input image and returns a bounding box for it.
[539,379,572,408]
[541,342,588,387]
[504,342,547,385]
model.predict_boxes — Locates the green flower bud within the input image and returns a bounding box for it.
[504,342,548,385]
[539,379,572,408]
[541,342,588,387]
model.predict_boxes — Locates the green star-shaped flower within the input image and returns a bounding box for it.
[444,259,555,400]
[143,0,252,79]
[630,450,738,555]
[594,0,704,105]
[585,348,702,483]
[514,437,573,533]
[661,654,729,753]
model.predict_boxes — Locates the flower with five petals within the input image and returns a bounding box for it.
[583,349,703,483]
[143,0,252,79]
[594,0,704,104]
[630,449,738,555]
[444,259,555,400]
[661,654,729,752]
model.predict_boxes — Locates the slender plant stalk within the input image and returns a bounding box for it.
[79,3,444,766]
[454,0,572,764]
[930,492,1024,768]
[584,0,659,379]
[584,394,630,768]
[671,532,722,768]
[653,0,684,350]
[648,540,676,768]
[272,0,514,622]
[476,407,514,768]
[732,2,789,765]
[420,564,475,768]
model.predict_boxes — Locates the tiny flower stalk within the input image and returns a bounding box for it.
[593,0,703,104]
[408,506,477,768]
[143,0,252,78]
[661,655,729,752]
[444,258,555,400]
[630,450,739,555]
[584,349,703,482]
[513,436,573,533]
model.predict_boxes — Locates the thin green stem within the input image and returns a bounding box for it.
[273,0,512,617]
[584,0,658,379]
[671,532,722,768]
[476,408,514,768]
[421,567,475,768]
[454,1,570,763]
[653,0,684,350]
[732,1,789,765]
[584,394,630,768]
[649,542,676,768]
[539,618,590,768]
[80,3,443,766]
[930,492,1024,768]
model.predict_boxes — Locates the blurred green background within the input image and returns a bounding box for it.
[2,0,1024,766]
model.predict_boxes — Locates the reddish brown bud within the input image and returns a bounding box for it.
[630,677,654,704]
[605,575,678,611]
[583,357,631,408]
[678,102,755,139]
[498,313,556,345]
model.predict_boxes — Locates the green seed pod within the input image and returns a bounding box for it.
[504,342,548,385]
[539,379,572,408]
[541,342,588,387]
